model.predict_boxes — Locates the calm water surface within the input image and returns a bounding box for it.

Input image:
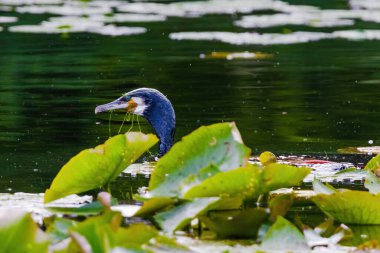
[1,1,380,193]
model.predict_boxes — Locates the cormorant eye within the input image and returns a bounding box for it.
[122,95,131,102]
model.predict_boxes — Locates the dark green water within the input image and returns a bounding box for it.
[1,1,380,193]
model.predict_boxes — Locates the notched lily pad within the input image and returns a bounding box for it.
[45,132,157,203]
[149,122,251,197]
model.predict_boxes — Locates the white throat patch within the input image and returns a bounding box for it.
[132,97,148,116]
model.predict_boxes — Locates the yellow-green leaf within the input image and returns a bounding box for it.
[149,123,251,197]
[45,132,158,203]
[312,190,380,224]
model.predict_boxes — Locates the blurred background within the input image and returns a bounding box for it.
[1,0,380,192]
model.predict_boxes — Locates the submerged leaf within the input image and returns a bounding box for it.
[45,132,158,203]
[261,216,308,251]
[312,190,380,224]
[149,122,251,197]
[200,208,269,238]
[0,210,49,253]
[154,197,220,234]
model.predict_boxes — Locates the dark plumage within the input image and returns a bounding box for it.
[95,88,175,157]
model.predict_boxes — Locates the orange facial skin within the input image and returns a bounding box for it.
[127,98,138,113]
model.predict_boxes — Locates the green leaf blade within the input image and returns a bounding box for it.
[45,132,158,203]
[149,122,251,197]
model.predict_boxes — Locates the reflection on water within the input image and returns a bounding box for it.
[0,0,380,193]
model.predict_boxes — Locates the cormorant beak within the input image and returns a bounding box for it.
[95,96,137,114]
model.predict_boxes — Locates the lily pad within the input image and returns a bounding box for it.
[200,208,269,238]
[134,197,175,217]
[262,163,311,192]
[364,170,380,194]
[261,216,308,251]
[312,189,380,224]
[154,197,220,234]
[183,165,263,199]
[149,122,251,197]
[312,179,337,194]
[45,132,158,203]
[268,193,294,222]
[364,153,380,170]
[0,210,49,253]
[70,211,123,252]
[338,146,380,155]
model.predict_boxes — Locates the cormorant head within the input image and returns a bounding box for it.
[95,88,176,157]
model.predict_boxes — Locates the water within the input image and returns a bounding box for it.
[1,0,380,193]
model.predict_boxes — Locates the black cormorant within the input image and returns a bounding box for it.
[95,88,175,157]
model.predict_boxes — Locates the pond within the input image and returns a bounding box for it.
[1,0,380,196]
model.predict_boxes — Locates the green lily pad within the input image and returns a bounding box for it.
[312,190,380,224]
[261,216,308,251]
[313,179,337,194]
[0,210,49,253]
[45,216,77,244]
[365,154,380,170]
[184,165,263,199]
[268,193,294,222]
[69,211,123,252]
[134,197,175,217]
[154,197,220,234]
[149,123,251,197]
[200,208,269,238]
[364,170,380,194]
[45,132,158,203]
[263,163,311,192]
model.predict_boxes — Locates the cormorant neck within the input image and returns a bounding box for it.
[144,100,175,157]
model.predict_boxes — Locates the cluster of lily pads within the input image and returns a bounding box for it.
[2,122,380,252]
[2,0,380,44]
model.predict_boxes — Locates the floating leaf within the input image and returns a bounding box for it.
[200,208,268,238]
[45,132,158,203]
[268,193,294,222]
[338,146,380,155]
[134,197,175,217]
[312,190,380,224]
[365,170,380,194]
[69,211,123,253]
[365,154,380,171]
[149,122,250,197]
[45,216,77,244]
[261,216,308,251]
[184,165,262,199]
[154,197,220,234]
[0,210,49,253]
[263,163,311,192]
[313,179,337,195]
